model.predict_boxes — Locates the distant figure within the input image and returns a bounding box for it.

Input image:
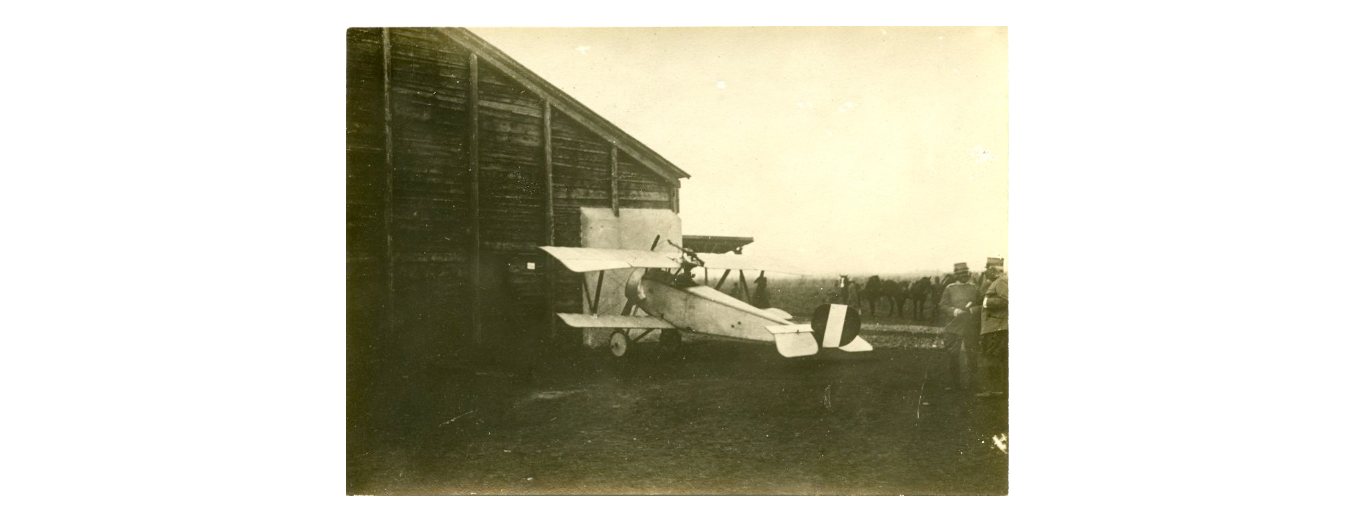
[847,280,862,308]
[908,277,932,321]
[899,280,909,316]
[931,273,953,322]
[837,275,851,304]
[752,272,770,308]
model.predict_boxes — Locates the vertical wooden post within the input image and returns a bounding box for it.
[380,28,396,335]
[673,183,680,214]
[610,145,619,217]
[543,99,556,340]
[469,52,483,351]
[544,101,555,246]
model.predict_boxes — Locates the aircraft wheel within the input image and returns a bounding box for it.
[658,329,682,355]
[608,329,630,357]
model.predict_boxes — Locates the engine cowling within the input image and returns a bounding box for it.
[624,269,648,303]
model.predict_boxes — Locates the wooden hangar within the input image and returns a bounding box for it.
[347,28,691,373]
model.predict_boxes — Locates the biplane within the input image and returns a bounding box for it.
[540,238,873,358]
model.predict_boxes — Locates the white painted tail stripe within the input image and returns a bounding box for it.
[823,303,847,348]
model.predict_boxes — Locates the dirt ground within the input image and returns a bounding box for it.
[348,328,1007,496]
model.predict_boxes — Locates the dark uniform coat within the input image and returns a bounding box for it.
[939,279,982,335]
[978,272,999,300]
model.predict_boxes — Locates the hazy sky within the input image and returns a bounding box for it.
[473,27,1007,276]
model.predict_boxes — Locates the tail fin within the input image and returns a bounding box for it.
[810,303,862,348]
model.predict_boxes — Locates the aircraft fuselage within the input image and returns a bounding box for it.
[626,270,790,343]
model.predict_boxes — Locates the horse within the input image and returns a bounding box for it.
[861,276,882,316]
[879,279,904,316]
[907,277,932,321]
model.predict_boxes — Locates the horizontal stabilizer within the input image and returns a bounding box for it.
[766,323,812,334]
[762,307,794,321]
[556,313,676,330]
[770,330,819,358]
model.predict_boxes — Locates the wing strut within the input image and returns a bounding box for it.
[590,270,606,313]
[714,269,732,290]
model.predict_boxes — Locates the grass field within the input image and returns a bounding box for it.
[348,329,1005,496]
[347,271,1004,495]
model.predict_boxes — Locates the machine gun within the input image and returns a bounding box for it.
[667,239,704,286]
[667,239,705,268]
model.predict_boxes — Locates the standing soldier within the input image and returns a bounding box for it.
[978,257,1004,297]
[977,268,1009,399]
[751,272,770,309]
[939,263,982,391]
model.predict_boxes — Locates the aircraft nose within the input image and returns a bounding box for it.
[625,269,647,302]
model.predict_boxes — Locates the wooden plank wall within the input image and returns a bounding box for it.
[386,29,474,364]
[347,28,387,428]
[348,27,681,369]
[475,60,550,356]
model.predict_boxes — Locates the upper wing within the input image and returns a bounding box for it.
[697,253,806,274]
[540,246,681,272]
[555,313,677,329]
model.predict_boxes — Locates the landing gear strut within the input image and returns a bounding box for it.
[659,329,682,355]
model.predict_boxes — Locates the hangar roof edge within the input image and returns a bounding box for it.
[438,28,692,184]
